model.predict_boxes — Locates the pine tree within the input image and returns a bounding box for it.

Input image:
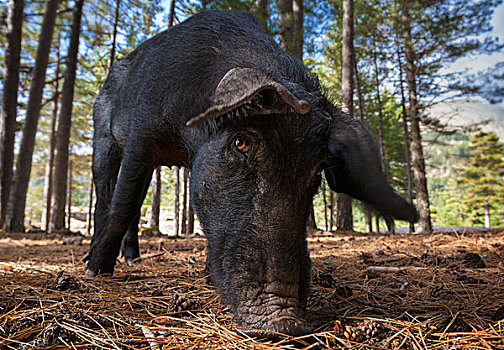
[0,0,24,228]
[49,0,85,232]
[336,0,355,231]
[4,0,59,233]
[461,131,504,228]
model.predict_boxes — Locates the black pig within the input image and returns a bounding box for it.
[86,10,417,337]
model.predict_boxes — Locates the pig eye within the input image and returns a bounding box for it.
[234,136,251,154]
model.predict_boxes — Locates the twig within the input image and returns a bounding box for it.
[141,325,161,350]
[129,251,165,263]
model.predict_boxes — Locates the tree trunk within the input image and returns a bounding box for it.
[181,167,189,235]
[353,53,365,123]
[306,205,317,230]
[292,0,304,59]
[187,194,194,235]
[49,0,84,233]
[66,159,72,229]
[253,0,268,31]
[0,0,24,228]
[373,50,386,172]
[336,0,354,231]
[86,171,93,236]
[276,0,294,54]
[322,180,328,231]
[275,0,304,58]
[402,8,432,234]
[397,47,415,233]
[150,166,161,232]
[353,53,372,232]
[365,204,373,233]
[168,0,176,27]
[42,34,61,232]
[336,196,353,231]
[4,0,59,233]
[484,200,490,228]
[108,0,120,69]
[174,167,180,237]
[329,191,334,231]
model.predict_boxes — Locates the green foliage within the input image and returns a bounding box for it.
[429,131,504,228]
[460,131,504,226]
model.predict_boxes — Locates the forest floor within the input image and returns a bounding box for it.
[0,229,503,349]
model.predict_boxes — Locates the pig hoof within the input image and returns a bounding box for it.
[84,269,113,278]
[124,259,138,267]
[84,269,97,277]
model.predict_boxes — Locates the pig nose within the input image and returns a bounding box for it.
[237,323,313,339]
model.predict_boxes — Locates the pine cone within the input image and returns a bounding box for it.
[307,287,325,307]
[332,320,344,335]
[55,271,79,291]
[343,325,365,342]
[358,319,387,341]
[312,270,336,288]
[167,294,201,313]
[388,335,411,349]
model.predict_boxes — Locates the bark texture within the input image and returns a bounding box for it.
[174,167,180,237]
[66,159,72,229]
[397,47,415,233]
[373,50,386,172]
[276,0,304,59]
[168,0,175,27]
[276,0,294,54]
[402,9,432,234]
[292,0,304,59]
[0,0,25,227]
[253,0,268,31]
[42,36,61,232]
[150,166,161,232]
[353,54,372,232]
[181,167,188,235]
[108,0,120,69]
[49,0,84,232]
[336,0,354,231]
[4,0,59,232]
[87,172,93,236]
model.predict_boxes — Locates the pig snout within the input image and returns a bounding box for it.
[232,280,311,338]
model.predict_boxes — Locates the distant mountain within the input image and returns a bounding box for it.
[424,100,504,139]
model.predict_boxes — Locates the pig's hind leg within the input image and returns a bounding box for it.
[85,141,154,276]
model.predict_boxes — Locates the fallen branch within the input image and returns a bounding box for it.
[129,251,165,264]
[366,266,502,273]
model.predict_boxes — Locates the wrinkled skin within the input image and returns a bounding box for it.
[191,113,329,335]
[86,10,417,338]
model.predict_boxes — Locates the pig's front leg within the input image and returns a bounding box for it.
[85,142,154,277]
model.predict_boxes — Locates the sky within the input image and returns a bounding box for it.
[446,2,504,74]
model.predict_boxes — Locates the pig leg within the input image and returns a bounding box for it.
[83,136,122,262]
[120,168,154,262]
[120,212,141,262]
[85,143,153,276]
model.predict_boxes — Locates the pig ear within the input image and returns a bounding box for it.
[324,113,418,223]
[186,68,310,126]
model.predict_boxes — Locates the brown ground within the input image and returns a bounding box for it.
[0,229,503,349]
